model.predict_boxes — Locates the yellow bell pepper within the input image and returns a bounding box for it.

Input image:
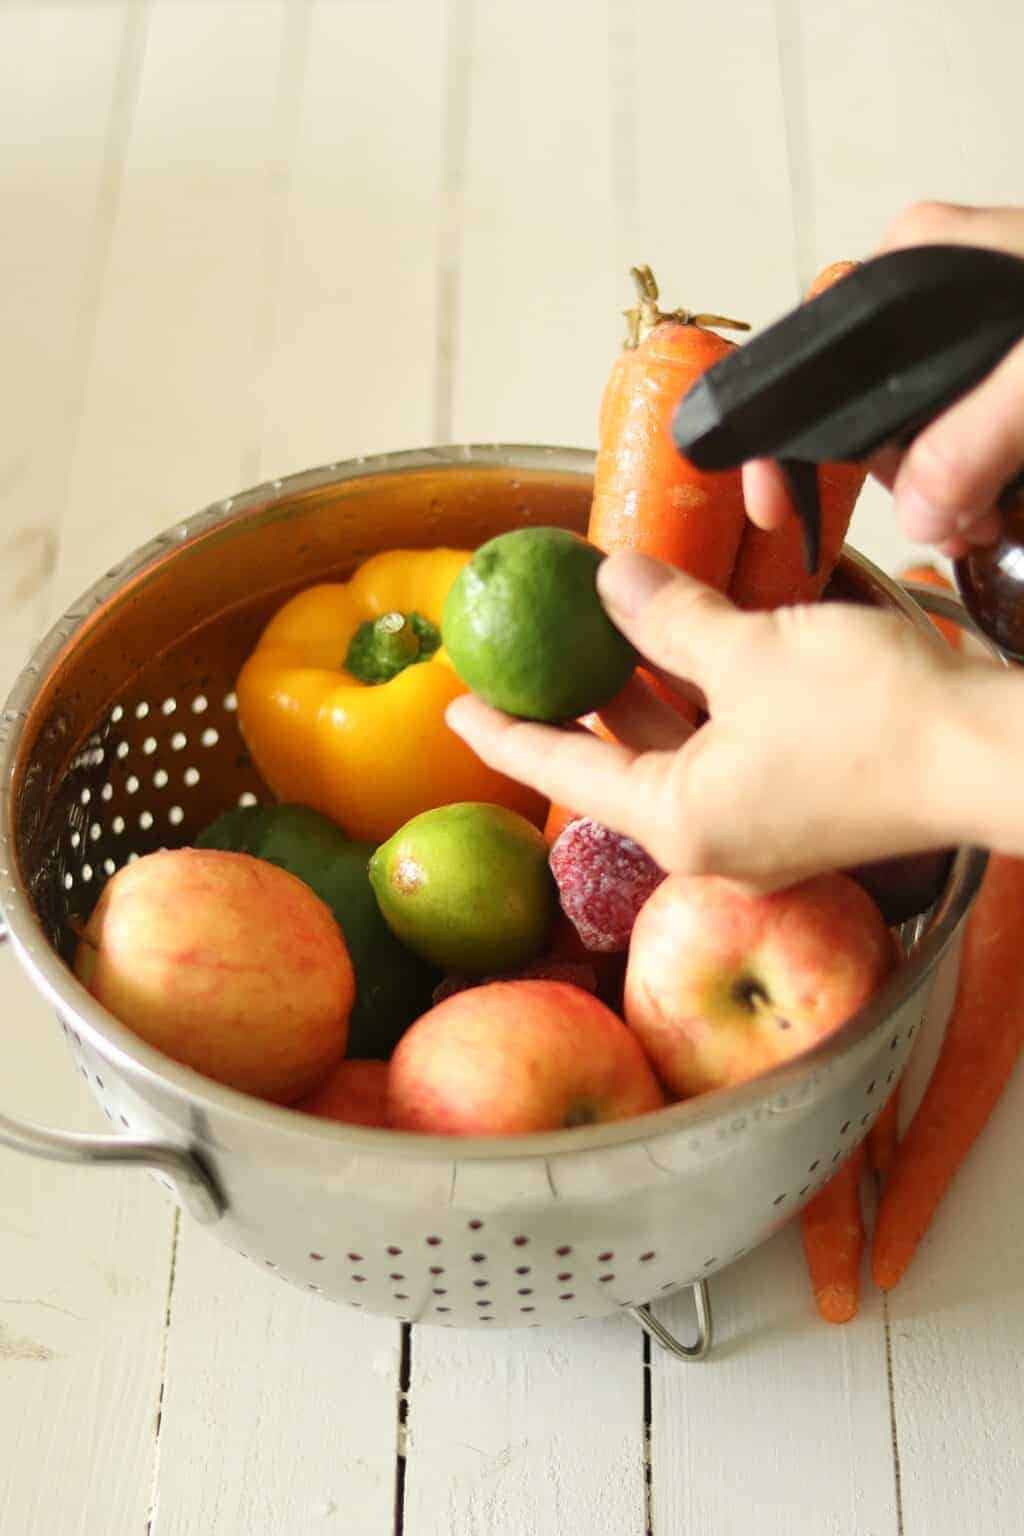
[236,548,546,844]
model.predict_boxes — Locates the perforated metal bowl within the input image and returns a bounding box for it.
[0,446,985,1357]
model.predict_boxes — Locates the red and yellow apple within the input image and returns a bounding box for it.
[74,848,354,1103]
[388,979,665,1135]
[624,873,895,1097]
[296,1058,390,1127]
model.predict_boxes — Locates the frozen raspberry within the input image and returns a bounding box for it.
[432,958,598,1006]
[549,818,665,953]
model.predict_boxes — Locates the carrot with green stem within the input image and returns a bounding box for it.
[588,264,750,586]
[872,851,1024,1290]
[801,1143,867,1324]
[544,268,749,843]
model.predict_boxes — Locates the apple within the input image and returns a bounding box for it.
[388,979,665,1135]
[295,1059,390,1126]
[624,873,895,1098]
[74,848,354,1103]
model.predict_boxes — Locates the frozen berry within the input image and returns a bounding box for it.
[549,818,665,953]
[433,958,598,1006]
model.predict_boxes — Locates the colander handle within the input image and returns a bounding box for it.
[0,920,223,1225]
[0,1107,223,1225]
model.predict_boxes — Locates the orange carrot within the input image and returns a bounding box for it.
[587,264,750,589]
[866,1085,901,1180]
[898,562,963,651]
[800,1143,867,1323]
[729,261,868,611]
[872,852,1024,1290]
[545,268,744,835]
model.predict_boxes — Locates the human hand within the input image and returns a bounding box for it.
[742,202,1024,560]
[446,551,976,890]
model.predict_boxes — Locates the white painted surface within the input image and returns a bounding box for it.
[2,3,1022,1532]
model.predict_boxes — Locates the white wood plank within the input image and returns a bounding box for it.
[95,4,450,1527]
[404,1315,647,1536]
[0,0,137,683]
[48,0,298,616]
[789,0,1024,579]
[153,1225,401,1536]
[795,5,1024,1529]
[399,11,651,1530]
[650,1234,897,1535]
[626,5,898,1524]
[450,0,624,448]
[254,0,449,480]
[0,9,179,1536]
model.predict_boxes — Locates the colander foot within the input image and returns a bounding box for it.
[629,1279,713,1361]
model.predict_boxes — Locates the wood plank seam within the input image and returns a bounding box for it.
[883,1292,906,1536]
[433,0,473,444]
[771,0,816,298]
[393,1322,412,1536]
[146,1207,181,1536]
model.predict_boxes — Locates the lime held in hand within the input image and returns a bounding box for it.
[369,802,557,975]
[441,526,637,721]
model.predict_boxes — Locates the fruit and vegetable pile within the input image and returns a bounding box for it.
[70,263,1024,1325]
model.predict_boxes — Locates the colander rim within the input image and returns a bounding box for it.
[0,443,988,1161]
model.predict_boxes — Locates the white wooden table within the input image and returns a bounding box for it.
[2,4,1023,1532]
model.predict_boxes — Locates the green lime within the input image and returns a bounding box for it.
[441,526,637,721]
[368,802,556,974]
[195,803,439,1058]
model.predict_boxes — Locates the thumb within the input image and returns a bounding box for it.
[597,552,747,700]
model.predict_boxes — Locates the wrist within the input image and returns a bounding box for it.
[929,660,1024,855]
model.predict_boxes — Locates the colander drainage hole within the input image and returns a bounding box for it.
[470,1252,486,1264]
[309,1252,323,1261]
[772,1193,787,1206]
[473,1280,489,1289]
[599,1274,615,1283]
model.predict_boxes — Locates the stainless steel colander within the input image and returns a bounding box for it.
[0,446,985,1359]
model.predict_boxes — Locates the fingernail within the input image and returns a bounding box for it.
[899,487,949,543]
[597,552,673,620]
[445,696,472,733]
